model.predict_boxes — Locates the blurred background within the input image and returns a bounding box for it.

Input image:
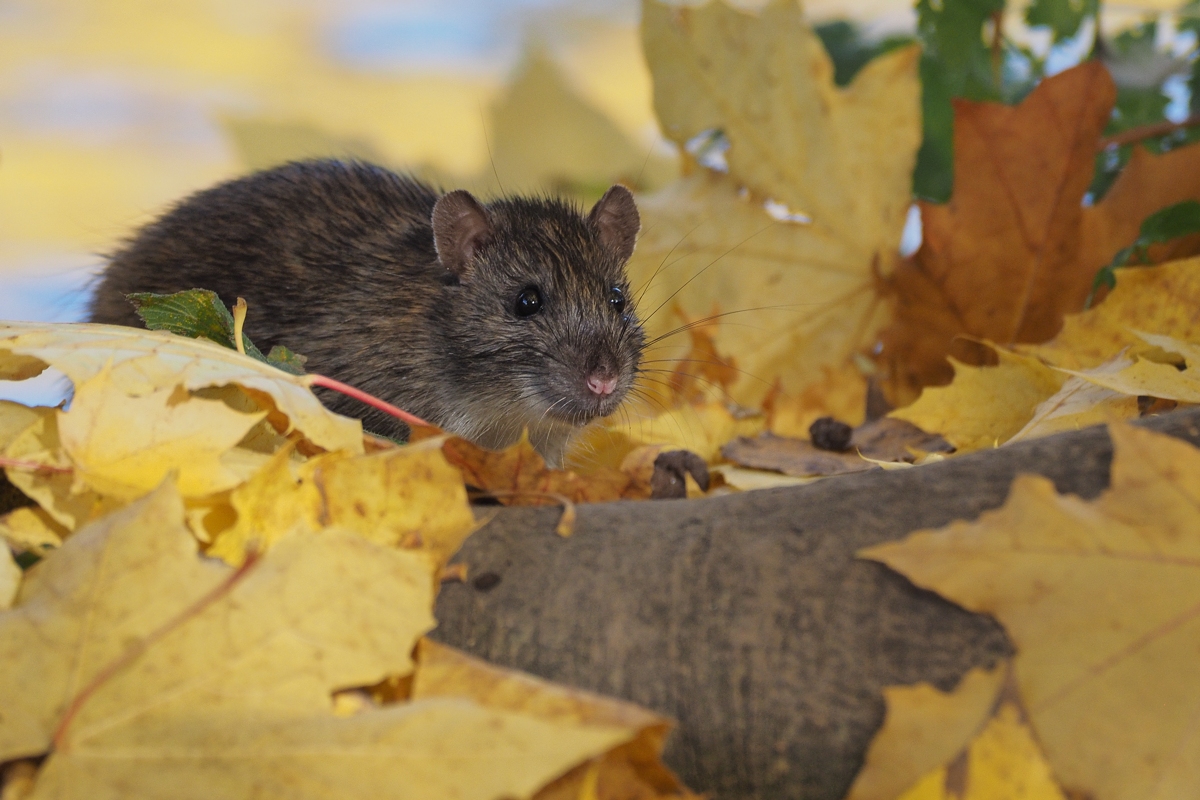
[0,0,1195,402]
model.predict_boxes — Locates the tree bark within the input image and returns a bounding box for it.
[432,408,1200,800]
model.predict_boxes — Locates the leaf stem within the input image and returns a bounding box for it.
[307,374,431,428]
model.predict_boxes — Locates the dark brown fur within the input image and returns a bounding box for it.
[89,160,644,464]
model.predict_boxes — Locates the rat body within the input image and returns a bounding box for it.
[89,160,644,465]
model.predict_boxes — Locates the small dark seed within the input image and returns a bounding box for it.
[472,571,502,591]
[809,416,853,452]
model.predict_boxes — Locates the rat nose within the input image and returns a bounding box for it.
[587,373,618,396]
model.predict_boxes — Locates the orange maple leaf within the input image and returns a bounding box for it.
[877,62,1200,405]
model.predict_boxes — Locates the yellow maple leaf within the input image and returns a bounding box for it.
[1,482,666,799]
[1061,331,1200,405]
[0,482,435,757]
[207,437,476,568]
[862,423,1200,800]
[890,349,1064,453]
[0,322,362,455]
[0,545,18,610]
[0,507,66,556]
[1007,365,1142,444]
[629,0,920,407]
[414,639,688,800]
[56,367,266,501]
[3,409,109,531]
[847,664,1004,800]
[897,704,1066,800]
[575,399,764,467]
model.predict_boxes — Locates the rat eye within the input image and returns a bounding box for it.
[514,286,543,318]
[608,287,626,313]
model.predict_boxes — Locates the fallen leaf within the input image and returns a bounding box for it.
[207,437,476,568]
[0,322,362,454]
[3,410,107,532]
[879,62,1115,401]
[0,402,44,451]
[890,349,1065,453]
[0,507,65,555]
[56,366,266,501]
[846,664,1006,800]
[1059,331,1200,406]
[577,400,764,467]
[447,433,635,505]
[722,433,876,477]
[765,363,869,438]
[631,0,920,406]
[0,481,434,762]
[896,704,1066,800]
[1022,256,1200,370]
[708,464,815,491]
[0,546,19,610]
[1007,362,1143,443]
[414,639,687,800]
[862,423,1200,800]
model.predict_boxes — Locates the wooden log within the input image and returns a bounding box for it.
[433,408,1200,799]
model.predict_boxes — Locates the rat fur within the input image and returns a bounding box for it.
[88,159,645,465]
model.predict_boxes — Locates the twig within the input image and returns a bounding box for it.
[1098,115,1200,150]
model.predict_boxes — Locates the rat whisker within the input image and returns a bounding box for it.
[641,221,777,325]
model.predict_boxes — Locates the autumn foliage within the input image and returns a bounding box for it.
[6,0,1200,798]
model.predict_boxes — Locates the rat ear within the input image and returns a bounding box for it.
[432,190,492,277]
[588,184,640,264]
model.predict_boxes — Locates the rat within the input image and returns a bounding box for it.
[88,159,645,466]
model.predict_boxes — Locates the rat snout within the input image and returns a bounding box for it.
[586,372,618,396]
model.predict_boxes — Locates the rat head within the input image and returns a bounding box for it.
[431,185,644,445]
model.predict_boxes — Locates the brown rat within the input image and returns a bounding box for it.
[88,159,645,466]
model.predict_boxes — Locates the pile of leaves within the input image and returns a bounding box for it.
[7,0,1200,797]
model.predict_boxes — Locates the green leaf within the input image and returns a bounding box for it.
[265,345,308,375]
[1025,0,1097,43]
[127,289,307,375]
[912,0,1007,201]
[1135,199,1200,244]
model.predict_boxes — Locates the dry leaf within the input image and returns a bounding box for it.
[1008,362,1143,443]
[0,546,19,610]
[0,322,362,454]
[0,482,436,762]
[56,366,266,500]
[862,423,1200,800]
[1022,256,1200,370]
[846,665,1006,800]
[414,639,688,800]
[0,507,65,555]
[880,62,1115,400]
[577,400,764,468]
[630,0,920,406]
[1080,146,1200,276]
[446,433,635,505]
[1061,331,1200,404]
[890,349,1065,453]
[722,433,877,477]
[896,704,1066,800]
[3,410,108,531]
[207,437,476,568]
